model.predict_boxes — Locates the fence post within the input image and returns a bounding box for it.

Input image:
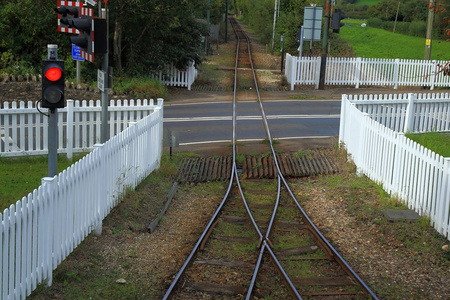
[355,57,361,89]
[66,100,74,160]
[437,158,450,236]
[431,60,436,90]
[394,58,400,89]
[339,94,347,146]
[93,144,105,236]
[403,93,416,133]
[40,176,57,287]
[314,56,321,90]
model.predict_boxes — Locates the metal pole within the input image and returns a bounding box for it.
[101,5,109,143]
[318,0,331,90]
[47,44,58,177]
[424,0,436,61]
[280,34,285,73]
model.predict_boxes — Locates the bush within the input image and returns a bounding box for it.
[409,21,426,38]
[367,17,382,28]
[114,77,168,100]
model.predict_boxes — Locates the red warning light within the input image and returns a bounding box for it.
[45,67,62,81]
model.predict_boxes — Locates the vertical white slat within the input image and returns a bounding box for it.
[88,100,94,147]
[19,102,25,152]
[66,100,74,159]
[74,101,80,150]
[27,102,34,152]
[81,100,88,148]
[36,106,42,152]
[8,204,16,299]
[31,189,38,291]
[15,200,22,300]
[3,102,11,153]
[1,209,9,300]
[25,193,33,297]
[11,102,18,152]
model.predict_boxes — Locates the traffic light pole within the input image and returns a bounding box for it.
[47,44,59,177]
[100,3,109,143]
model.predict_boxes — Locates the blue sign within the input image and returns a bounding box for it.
[72,44,84,61]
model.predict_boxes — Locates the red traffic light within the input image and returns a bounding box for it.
[45,67,63,81]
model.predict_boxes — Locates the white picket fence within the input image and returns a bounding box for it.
[0,101,163,300]
[339,92,450,240]
[1,98,162,158]
[152,61,197,90]
[285,54,450,90]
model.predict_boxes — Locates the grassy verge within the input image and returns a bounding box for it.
[406,132,450,157]
[340,19,449,60]
[0,154,85,211]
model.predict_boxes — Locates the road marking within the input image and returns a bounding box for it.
[164,114,339,122]
[178,136,334,146]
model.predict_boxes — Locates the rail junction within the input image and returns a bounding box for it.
[163,18,379,299]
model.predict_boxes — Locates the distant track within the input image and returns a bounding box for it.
[162,17,378,299]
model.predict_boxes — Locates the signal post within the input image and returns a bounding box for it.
[42,44,65,177]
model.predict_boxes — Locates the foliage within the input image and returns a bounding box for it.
[0,0,228,79]
[113,77,168,100]
[0,0,65,70]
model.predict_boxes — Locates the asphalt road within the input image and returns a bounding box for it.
[164,90,345,155]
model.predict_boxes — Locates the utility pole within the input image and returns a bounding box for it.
[424,0,436,61]
[271,0,279,54]
[319,0,331,90]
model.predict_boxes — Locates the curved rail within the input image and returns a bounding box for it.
[163,17,379,299]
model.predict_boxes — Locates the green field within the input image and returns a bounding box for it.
[339,19,449,61]
[354,0,381,5]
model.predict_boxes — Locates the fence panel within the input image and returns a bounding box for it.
[0,101,163,300]
[339,93,450,241]
[1,99,161,158]
[285,55,450,89]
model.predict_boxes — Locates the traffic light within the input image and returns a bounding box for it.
[55,1,83,34]
[331,9,347,33]
[67,15,93,53]
[42,60,65,109]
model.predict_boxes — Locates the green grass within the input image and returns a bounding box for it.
[0,154,85,211]
[406,132,450,157]
[340,19,449,60]
[354,0,381,5]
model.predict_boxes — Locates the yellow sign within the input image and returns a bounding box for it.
[425,39,431,46]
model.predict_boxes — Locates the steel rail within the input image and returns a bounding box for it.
[231,17,379,300]
[230,17,301,299]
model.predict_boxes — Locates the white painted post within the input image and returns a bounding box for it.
[355,57,361,89]
[66,100,74,159]
[393,58,400,89]
[41,176,56,287]
[339,94,347,146]
[93,143,104,236]
[403,93,416,133]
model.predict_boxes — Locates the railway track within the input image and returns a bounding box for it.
[163,17,378,299]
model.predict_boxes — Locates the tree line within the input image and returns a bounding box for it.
[0,0,227,80]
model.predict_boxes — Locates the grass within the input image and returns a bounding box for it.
[354,0,381,5]
[0,154,86,211]
[406,132,450,157]
[339,19,449,60]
